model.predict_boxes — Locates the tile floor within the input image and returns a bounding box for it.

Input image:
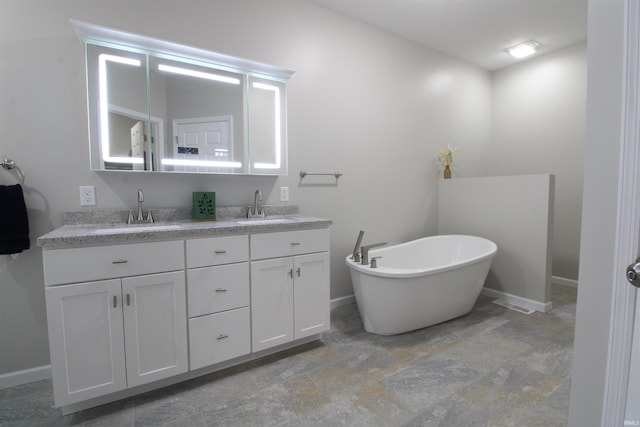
[0,285,576,426]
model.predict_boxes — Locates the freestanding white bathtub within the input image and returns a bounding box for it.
[345,235,497,335]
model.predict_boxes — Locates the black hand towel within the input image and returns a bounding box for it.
[0,184,30,254]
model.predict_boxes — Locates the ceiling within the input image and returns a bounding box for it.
[307,0,588,71]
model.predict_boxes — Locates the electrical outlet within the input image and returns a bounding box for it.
[280,186,289,202]
[79,186,96,206]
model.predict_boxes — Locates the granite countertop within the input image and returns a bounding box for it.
[37,205,332,249]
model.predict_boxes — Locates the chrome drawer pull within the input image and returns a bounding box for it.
[215,288,227,292]
[217,334,229,340]
[214,250,227,254]
[112,259,128,264]
[290,242,301,246]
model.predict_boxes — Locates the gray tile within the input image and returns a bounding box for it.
[492,312,574,351]
[133,382,211,426]
[158,411,205,427]
[71,399,134,426]
[279,384,414,427]
[1,285,576,427]
[429,329,532,373]
[0,380,61,426]
[307,340,402,394]
[201,374,330,427]
[379,358,486,413]
[401,395,492,427]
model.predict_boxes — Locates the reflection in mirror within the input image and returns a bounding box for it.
[77,20,294,175]
[149,57,246,173]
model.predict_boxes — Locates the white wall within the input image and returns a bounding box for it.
[438,175,554,311]
[490,42,587,280]
[569,0,627,424]
[0,0,492,375]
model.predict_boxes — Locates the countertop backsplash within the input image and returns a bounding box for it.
[63,205,300,225]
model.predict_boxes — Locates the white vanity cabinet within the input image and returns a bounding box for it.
[250,229,330,352]
[186,235,251,370]
[43,241,188,407]
[39,218,331,414]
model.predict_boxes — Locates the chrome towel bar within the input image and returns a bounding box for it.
[299,171,343,180]
[1,158,25,185]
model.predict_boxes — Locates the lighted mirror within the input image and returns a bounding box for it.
[76,20,293,175]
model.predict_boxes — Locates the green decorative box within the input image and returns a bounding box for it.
[192,192,216,221]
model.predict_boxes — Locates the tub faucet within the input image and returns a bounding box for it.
[247,189,265,218]
[351,230,365,262]
[361,242,387,265]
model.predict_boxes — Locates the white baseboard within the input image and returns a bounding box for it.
[0,365,51,390]
[552,275,578,288]
[481,287,552,313]
[330,294,355,309]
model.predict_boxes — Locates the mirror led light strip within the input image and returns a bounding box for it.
[252,82,281,170]
[161,159,242,168]
[98,54,144,165]
[157,64,240,85]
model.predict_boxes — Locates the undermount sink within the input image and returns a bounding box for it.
[236,218,297,225]
[93,224,183,234]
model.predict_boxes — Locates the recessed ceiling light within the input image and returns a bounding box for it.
[506,41,540,59]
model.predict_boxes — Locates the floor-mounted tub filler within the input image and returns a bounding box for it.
[346,235,497,335]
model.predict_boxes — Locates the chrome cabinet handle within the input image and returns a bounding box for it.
[126,294,131,306]
[214,250,227,254]
[113,295,117,308]
[289,269,293,278]
[290,242,301,246]
[217,334,229,340]
[215,288,227,292]
[112,259,128,264]
[296,267,301,277]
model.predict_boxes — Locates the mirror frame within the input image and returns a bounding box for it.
[71,19,295,175]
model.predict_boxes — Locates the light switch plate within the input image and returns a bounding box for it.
[79,186,96,206]
[280,186,289,202]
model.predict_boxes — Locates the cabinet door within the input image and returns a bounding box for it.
[122,271,188,387]
[45,279,126,407]
[294,252,330,339]
[250,258,294,352]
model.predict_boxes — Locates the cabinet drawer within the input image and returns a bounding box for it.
[186,235,249,268]
[189,307,250,370]
[250,229,330,260]
[187,263,249,317]
[43,240,184,286]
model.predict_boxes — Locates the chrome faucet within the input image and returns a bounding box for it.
[127,189,154,224]
[137,189,144,221]
[247,189,265,218]
[361,242,387,265]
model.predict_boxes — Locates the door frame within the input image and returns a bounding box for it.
[602,0,640,424]
[107,104,164,170]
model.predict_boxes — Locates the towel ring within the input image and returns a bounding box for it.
[1,158,25,185]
